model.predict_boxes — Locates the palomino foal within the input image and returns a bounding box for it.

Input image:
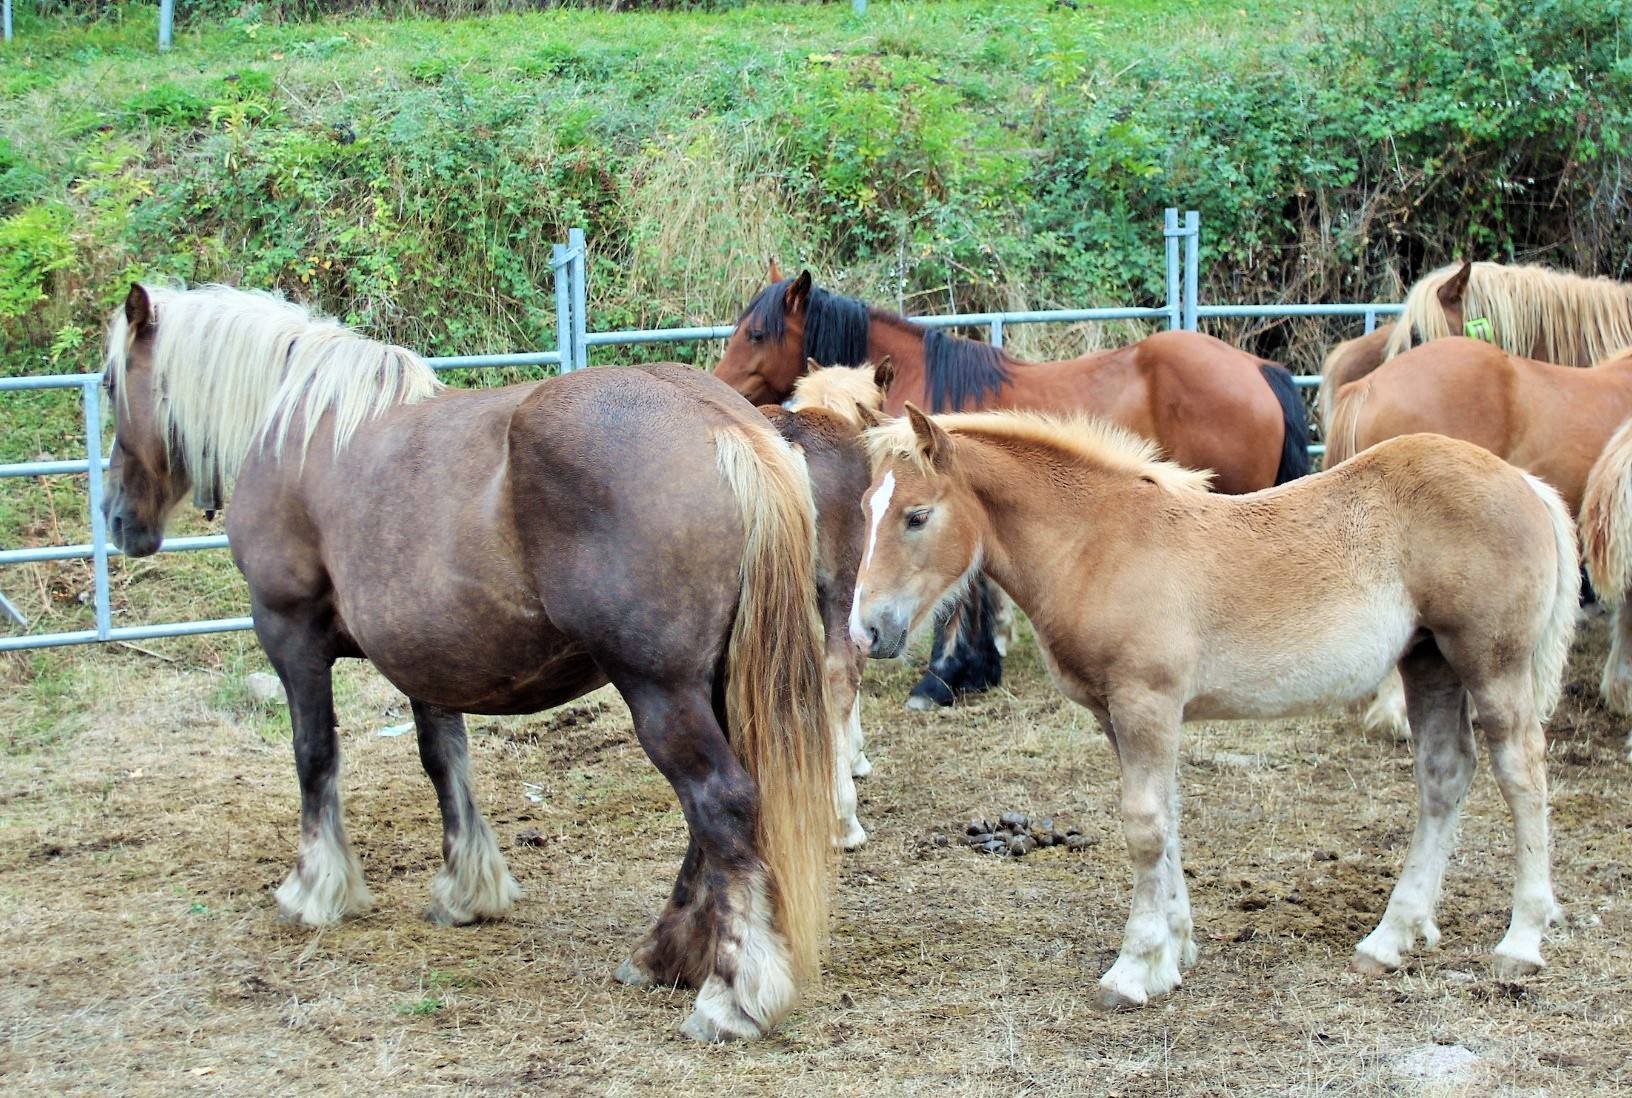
[852,408,1576,1007]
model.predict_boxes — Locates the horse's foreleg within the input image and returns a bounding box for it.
[1363,667,1412,741]
[264,637,371,926]
[1354,648,1475,974]
[826,651,867,850]
[1096,691,1185,1010]
[413,700,520,925]
[906,577,1003,710]
[620,682,796,1042]
[1598,603,1632,727]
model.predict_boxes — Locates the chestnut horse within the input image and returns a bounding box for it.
[716,268,1310,708]
[1328,338,1632,736]
[1581,415,1632,759]
[1319,260,1632,430]
[101,283,835,1043]
[852,407,1575,1007]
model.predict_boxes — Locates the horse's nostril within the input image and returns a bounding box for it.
[869,626,881,650]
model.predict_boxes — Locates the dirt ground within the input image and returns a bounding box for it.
[2,613,1630,1096]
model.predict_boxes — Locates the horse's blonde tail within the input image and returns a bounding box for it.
[1580,416,1632,607]
[1323,381,1370,468]
[713,425,837,990]
[1523,473,1580,721]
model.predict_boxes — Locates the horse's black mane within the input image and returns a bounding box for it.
[737,278,871,369]
[739,276,1011,411]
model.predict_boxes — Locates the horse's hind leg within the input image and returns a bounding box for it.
[617,680,796,1042]
[1473,684,1561,977]
[1353,646,1475,975]
[413,701,520,925]
[262,626,371,926]
[615,837,714,989]
[826,649,867,849]
[1598,602,1632,725]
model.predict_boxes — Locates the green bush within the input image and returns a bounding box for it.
[0,204,74,322]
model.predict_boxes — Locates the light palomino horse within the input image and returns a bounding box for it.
[102,283,836,1042]
[851,407,1576,1007]
[1578,415,1632,758]
[1320,259,1632,431]
[1328,338,1632,736]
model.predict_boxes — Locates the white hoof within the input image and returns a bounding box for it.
[680,975,766,1043]
[839,817,868,851]
[849,751,873,779]
[275,860,372,927]
[905,695,936,713]
[424,820,521,925]
[1094,954,1180,1012]
[615,957,658,988]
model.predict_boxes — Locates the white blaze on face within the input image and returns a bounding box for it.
[849,470,896,650]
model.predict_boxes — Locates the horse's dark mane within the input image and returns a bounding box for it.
[740,277,1011,410]
[737,278,871,368]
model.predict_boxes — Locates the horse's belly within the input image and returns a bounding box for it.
[1185,596,1415,720]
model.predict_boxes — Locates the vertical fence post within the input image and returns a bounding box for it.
[569,227,588,372]
[1364,308,1377,335]
[3,0,13,45]
[553,242,572,373]
[1163,208,1181,331]
[159,0,175,50]
[82,380,113,640]
[853,0,867,13]
[1182,210,1200,332]
[989,317,1004,350]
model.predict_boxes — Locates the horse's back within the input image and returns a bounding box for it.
[506,365,769,677]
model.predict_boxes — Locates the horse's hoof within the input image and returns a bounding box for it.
[615,958,657,987]
[1349,951,1395,978]
[840,819,868,851]
[1092,985,1146,1012]
[422,903,474,927]
[850,753,873,779]
[1492,953,1543,980]
[679,1004,761,1043]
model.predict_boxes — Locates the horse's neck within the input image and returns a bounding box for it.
[961,439,1153,613]
[866,319,931,407]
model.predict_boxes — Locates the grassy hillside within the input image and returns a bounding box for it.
[1,0,1628,693]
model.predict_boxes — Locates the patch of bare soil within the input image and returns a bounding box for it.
[2,617,1629,1095]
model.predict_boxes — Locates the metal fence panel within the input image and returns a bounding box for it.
[2,212,1404,650]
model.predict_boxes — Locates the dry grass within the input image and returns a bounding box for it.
[2,616,1629,1095]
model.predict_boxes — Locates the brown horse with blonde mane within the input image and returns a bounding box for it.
[1319,259,1632,429]
[101,283,836,1043]
[716,266,1310,709]
[851,407,1575,1008]
[1329,337,1632,737]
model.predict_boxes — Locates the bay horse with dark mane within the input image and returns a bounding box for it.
[101,283,836,1043]
[715,266,1310,708]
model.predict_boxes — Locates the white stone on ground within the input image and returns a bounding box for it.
[245,672,286,705]
[1391,1044,1479,1086]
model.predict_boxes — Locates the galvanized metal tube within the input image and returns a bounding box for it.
[3,0,12,44]
[1165,208,1181,330]
[0,373,99,391]
[0,458,100,478]
[427,351,563,371]
[553,242,571,373]
[1364,308,1377,334]
[1182,210,1200,331]
[0,534,230,566]
[0,616,255,653]
[1194,303,1404,319]
[81,381,112,639]
[569,228,588,371]
[585,325,736,346]
[159,0,174,49]
[990,317,1004,350]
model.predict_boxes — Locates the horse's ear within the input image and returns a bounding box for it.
[1437,259,1473,306]
[805,356,822,374]
[125,283,152,331]
[784,269,813,314]
[854,403,883,430]
[904,403,953,469]
[768,256,784,283]
[872,355,896,393]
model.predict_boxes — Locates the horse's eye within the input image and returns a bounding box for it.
[906,509,930,530]
[747,330,765,345]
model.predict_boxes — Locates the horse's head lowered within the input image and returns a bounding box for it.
[102,284,197,557]
[715,262,871,405]
[850,405,984,659]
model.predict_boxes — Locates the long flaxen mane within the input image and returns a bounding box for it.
[865,410,1213,495]
[1384,261,1632,365]
[105,284,441,489]
[786,364,887,430]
